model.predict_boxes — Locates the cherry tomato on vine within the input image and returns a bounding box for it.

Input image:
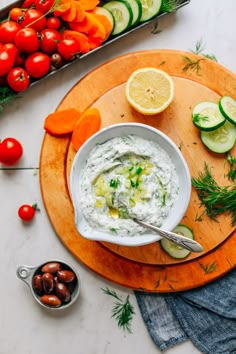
[46,16,61,30]
[0,43,17,77]
[18,204,38,221]
[14,28,40,53]
[0,20,21,44]
[9,8,23,22]
[21,9,47,31]
[0,137,23,165]
[25,52,51,78]
[58,38,81,61]
[35,0,55,14]
[40,28,61,54]
[7,67,30,92]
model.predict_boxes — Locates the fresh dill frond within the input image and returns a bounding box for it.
[161,0,182,13]
[182,56,204,75]
[0,86,17,112]
[190,39,218,62]
[192,162,236,226]
[101,287,135,333]
[225,153,236,182]
[192,113,209,123]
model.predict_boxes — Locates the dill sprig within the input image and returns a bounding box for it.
[161,0,182,13]
[192,162,236,226]
[182,56,204,75]
[101,287,135,333]
[225,153,236,182]
[190,39,218,62]
[0,86,17,112]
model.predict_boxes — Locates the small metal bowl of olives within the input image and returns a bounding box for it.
[16,260,80,310]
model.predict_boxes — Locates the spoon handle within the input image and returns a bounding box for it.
[133,219,203,253]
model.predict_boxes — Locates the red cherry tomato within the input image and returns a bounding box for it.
[35,0,55,14]
[40,28,61,54]
[21,0,35,8]
[18,204,37,221]
[9,8,23,22]
[46,16,61,30]
[0,43,17,76]
[7,67,30,92]
[0,21,21,44]
[21,9,47,31]
[58,38,81,61]
[14,28,40,53]
[0,137,23,165]
[25,52,51,78]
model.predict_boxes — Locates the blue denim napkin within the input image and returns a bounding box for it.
[135,268,236,353]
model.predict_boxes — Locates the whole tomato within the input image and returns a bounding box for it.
[14,28,40,53]
[46,16,61,30]
[7,67,30,92]
[25,52,51,78]
[0,137,23,165]
[0,43,17,76]
[0,20,21,44]
[21,9,47,31]
[40,28,61,54]
[9,8,23,22]
[57,38,81,61]
[35,0,55,14]
[18,204,38,221]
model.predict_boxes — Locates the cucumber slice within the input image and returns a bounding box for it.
[192,101,226,131]
[139,0,162,22]
[200,120,236,153]
[104,1,133,35]
[94,7,115,34]
[160,224,194,259]
[219,96,236,126]
[124,0,142,26]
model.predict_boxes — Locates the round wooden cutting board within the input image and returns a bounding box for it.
[40,50,236,292]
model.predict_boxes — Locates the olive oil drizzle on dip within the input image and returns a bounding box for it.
[78,135,179,236]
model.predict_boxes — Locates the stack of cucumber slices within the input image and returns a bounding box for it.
[103,0,162,35]
[192,96,236,153]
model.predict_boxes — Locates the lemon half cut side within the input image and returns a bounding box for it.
[125,67,175,115]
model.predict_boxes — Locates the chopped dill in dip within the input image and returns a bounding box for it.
[78,135,179,236]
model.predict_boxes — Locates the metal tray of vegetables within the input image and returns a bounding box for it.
[0,0,190,109]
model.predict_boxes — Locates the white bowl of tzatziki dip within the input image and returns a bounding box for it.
[70,123,191,246]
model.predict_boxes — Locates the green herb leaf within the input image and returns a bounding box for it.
[192,162,236,226]
[182,56,204,75]
[110,179,119,188]
[101,287,135,333]
[190,39,218,62]
[0,86,17,112]
[225,153,236,182]
[135,167,143,175]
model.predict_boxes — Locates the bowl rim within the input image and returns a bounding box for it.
[70,122,192,246]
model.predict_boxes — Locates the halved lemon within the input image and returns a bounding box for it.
[125,67,174,115]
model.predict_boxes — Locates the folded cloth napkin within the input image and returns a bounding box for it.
[135,268,236,354]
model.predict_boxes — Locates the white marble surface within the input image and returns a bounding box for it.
[0,1,235,353]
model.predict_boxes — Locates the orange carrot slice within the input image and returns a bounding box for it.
[54,0,72,16]
[44,108,81,135]
[74,1,85,22]
[71,107,101,151]
[61,1,77,21]
[77,0,99,11]
[62,30,89,53]
[91,12,113,40]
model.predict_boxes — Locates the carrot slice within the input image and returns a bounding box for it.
[74,1,85,22]
[62,30,89,53]
[71,107,101,151]
[77,0,99,11]
[61,1,77,21]
[44,108,81,135]
[54,0,72,16]
[91,12,113,40]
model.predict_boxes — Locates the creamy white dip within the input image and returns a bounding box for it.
[78,135,179,236]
